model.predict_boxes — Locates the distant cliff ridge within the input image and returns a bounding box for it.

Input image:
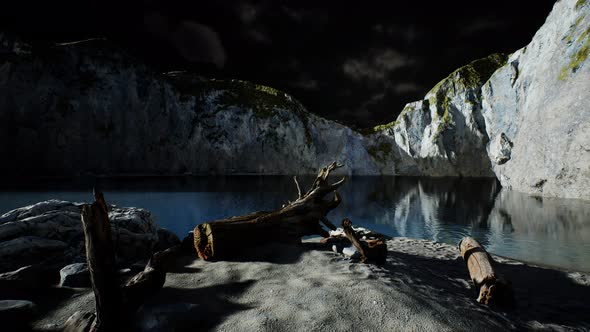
[0,0,588,200]
[0,36,380,176]
[0,36,505,178]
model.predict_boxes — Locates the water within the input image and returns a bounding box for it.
[1,176,589,272]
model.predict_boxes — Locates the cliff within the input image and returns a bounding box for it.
[365,0,590,199]
[0,0,588,200]
[363,54,508,176]
[481,0,590,200]
[0,35,382,176]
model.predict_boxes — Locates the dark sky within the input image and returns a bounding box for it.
[2,0,556,128]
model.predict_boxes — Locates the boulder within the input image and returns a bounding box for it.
[0,236,68,272]
[0,265,57,291]
[154,228,181,252]
[0,300,36,330]
[59,263,90,288]
[481,0,590,200]
[0,200,159,273]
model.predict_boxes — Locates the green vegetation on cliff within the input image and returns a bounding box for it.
[359,121,398,135]
[428,53,509,98]
[367,141,393,163]
[364,54,507,138]
[166,74,315,146]
[559,25,590,80]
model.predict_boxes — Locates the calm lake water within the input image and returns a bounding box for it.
[1,176,589,272]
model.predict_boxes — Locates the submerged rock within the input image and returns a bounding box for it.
[0,200,159,273]
[481,0,590,200]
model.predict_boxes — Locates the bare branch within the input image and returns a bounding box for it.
[329,176,346,191]
[293,176,302,199]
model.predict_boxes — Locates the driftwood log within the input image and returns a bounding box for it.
[194,162,346,260]
[458,236,513,306]
[79,190,123,331]
[65,191,175,332]
[341,218,387,265]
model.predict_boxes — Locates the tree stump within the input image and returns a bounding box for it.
[194,162,346,260]
[70,191,176,331]
[80,190,123,331]
[458,237,513,306]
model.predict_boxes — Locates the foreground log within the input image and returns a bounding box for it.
[80,190,123,331]
[70,191,174,331]
[341,219,387,265]
[194,162,346,260]
[458,237,513,306]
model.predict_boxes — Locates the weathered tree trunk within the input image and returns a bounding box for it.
[194,162,346,260]
[80,190,123,331]
[458,237,513,306]
[68,191,175,331]
[341,218,387,265]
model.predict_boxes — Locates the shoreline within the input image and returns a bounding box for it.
[29,237,590,331]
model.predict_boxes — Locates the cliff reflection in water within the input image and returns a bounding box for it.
[330,176,590,271]
[1,176,589,271]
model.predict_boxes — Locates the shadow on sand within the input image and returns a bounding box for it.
[379,250,590,330]
[144,280,256,331]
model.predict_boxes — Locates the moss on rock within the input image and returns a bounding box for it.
[367,141,393,163]
[428,53,509,97]
[359,121,398,135]
[559,26,590,80]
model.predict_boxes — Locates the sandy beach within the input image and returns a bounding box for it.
[28,237,590,332]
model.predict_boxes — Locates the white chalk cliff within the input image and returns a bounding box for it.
[0,0,588,199]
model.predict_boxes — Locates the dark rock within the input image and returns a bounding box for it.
[0,200,159,273]
[0,264,57,291]
[135,302,200,332]
[59,263,90,288]
[0,236,68,272]
[154,228,180,252]
[181,231,195,254]
[0,300,36,330]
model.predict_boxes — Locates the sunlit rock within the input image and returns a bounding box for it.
[482,0,590,200]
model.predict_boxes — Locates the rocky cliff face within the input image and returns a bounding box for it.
[0,0,588,200]
[363,54,508,177]
[0,35,381,176]
[481,0,590,200]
